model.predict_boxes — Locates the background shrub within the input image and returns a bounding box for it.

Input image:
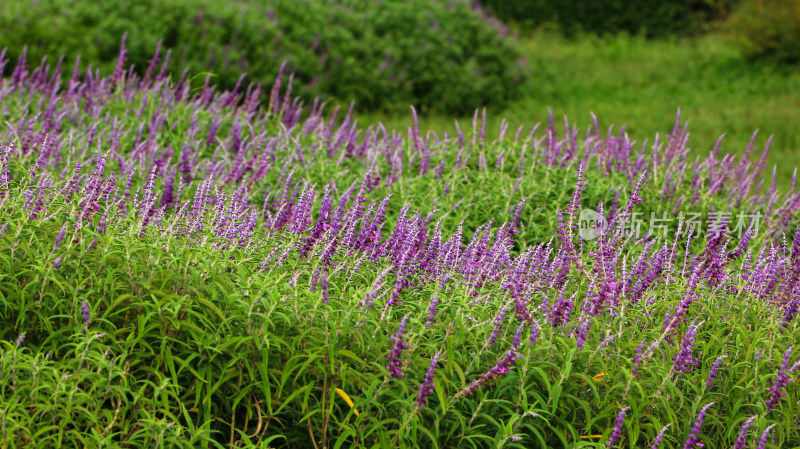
[478,0,738,38]
[0,0,527,114]
[727,0,800,63]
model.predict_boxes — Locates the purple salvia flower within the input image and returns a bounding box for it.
[28,140,50,182]
[53,256,62,269]
[765,346,798,412]
[549,288,574,327]
[415,352,440,408]
[54,224,66,252]
[664,267,701,332]
[460,338,523,397]
[672,320,702,377]
[682,402,713,449]
[565,163,585,228]
[425,291,439,328]
[529,320,540,347]
[511,324,524,347]
[614,170,647,233]
[575,317,592,349]
[733,416,756,449]
[80,299,91,332]
[756,424,776,449]
[111,32,128,86]
[607,407,628,447]
[0,146,12,194]
[783,295,800,328]
[386,314,410,378]
[142,40,161,86]
[0,223,7,239]
[705,355,725,388]
[507,199,527,238]
[320,270,329,304]
[15,332,26,347]
[632,339,647,375]
[650,424,670,449]
[485,304,508,348]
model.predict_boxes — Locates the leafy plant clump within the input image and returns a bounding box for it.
[0,0,527,114]
[478,0,738,38]
[1,44,800,448]
[727,0,800,63]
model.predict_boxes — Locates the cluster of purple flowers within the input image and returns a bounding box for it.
[415,352,439,408]
[733,416,755,449]
[682,402,713,449]
[672,321,702,377]
[80,299,91,333]
[650,424,670,449]
[2,39,800,447]
[386,314,409,378]
[765,346,800,412]
[606,407,628,447]
[705,355,724,389]
[460,325,524,397]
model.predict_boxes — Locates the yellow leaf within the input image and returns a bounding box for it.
[334,388,360,416]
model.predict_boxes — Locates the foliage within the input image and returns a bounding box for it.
[1,44,800,449]
[727,0,800,63]
[0,0,527,115]
[478,0,738,38]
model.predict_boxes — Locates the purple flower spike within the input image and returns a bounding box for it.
[765,346,798,412]
[756,424,776,449]
[705,355,725,389]
[529,321,540,347]
[81,299,91,332]
[425,291,439,328]
[15,332,26,347]
[54,224,66,252]
[650,424,670,449]
[733,416,755,449]
[415,352,440,408]
[673,321,703,377]
[484,304,508,349]
[386,314,409,378]
[460,335,523,397]
[632,339,647,375]
[607,407,628,447]
[682,402,713,449]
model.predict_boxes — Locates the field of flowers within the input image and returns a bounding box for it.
[1,41,800,449]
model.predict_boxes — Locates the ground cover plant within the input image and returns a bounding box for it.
[1,42,800,449]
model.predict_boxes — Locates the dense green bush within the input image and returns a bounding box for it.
[728,0,800,63]
[2,48,800,447]
[478,0,738,37]
[0,0,527,114]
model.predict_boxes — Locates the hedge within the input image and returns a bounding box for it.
[0,0,528,114]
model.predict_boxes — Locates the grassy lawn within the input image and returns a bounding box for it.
[364,32,800,185]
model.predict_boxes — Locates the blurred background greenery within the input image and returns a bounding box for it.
[1,0,798,182]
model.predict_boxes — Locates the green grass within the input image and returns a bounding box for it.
[363,32,800,185]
